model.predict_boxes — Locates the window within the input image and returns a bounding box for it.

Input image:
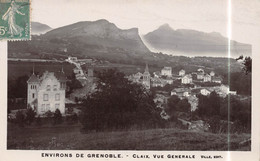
[46,104,50,111]
[55,93,60,101]
[41,104,45,112]
[43,94,48,101]
[55,104,60,109]
[47,85,51,91]
[32,93,35,98]
[53,85,57,91]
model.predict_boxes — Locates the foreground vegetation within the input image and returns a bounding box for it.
[7,123,250,150]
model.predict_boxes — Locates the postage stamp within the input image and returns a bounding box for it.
[0,0,30,40]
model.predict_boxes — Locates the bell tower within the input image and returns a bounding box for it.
[142,63,150,89]
[27,69,40,110]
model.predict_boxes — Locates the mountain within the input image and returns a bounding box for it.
[43,19,150,53]
[143,24,252,57]
[8,20,243,74]
[31,22,52,35]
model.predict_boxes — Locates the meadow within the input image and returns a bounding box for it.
[7,123,250,151]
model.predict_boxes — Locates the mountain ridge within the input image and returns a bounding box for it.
[43,19,149,53]
[143,24,251,57]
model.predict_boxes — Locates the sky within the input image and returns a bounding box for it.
[31,0,260,54]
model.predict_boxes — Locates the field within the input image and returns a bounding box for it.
[7,123,250,151]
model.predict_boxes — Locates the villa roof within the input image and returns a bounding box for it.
[27,74,40,83]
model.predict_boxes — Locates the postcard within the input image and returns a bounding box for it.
[0,0,259,161]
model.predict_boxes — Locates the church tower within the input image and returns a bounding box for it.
[27,71,40,110]
[142,63,150,89]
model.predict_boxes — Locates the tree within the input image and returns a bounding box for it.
[66,73,83,95]
[53,109,63,125]
[176,98,191,113]
[236,56,252,74]
[15,110,25,127]
[197,91,221,118]
[165,95,191,120]
[25,106,36,125]
[165,95,180,119]
[79,69,163,131]
[9,75,29,98]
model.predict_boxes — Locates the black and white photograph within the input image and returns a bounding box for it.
[4,0,259,157]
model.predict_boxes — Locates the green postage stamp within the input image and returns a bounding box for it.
[0,0,30,40]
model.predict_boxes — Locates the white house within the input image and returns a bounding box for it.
[179,69,185,76]
[229,91,237,95]
[200,88,211,96]
[182,74,192,84]
[161,67,172,77]
[197,68,204,74]
[212,77,222,83]
[203,74,211,82]
[197,72,204,80]
[210,71,215,77]
[27,71,66,115]
[171,88,191,98]
[151,77,164,87]
[164,77,173,84]
[153,71,161,78]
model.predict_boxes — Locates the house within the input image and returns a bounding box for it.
[197,68,204,74]
[164,77,173,84]
[179,69,185,76]
[66,56,77,62]
[73,67,82,75]
[133,72,143,79]
[151,77,164,87]
[161,67,172,77]
[27,71,66,115]
[128,72,142,83]
[197,72,204,80]
[203,74,211,82]
[212,76,222,83]
[200,88,211,96]
[220,85,229,94]
[210,71,215,76]
[229,91,237,95]
[181,74,192,84]
[153,71,161,78]
[171,88,191,98]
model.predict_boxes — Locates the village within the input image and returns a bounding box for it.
[12,56,237,125]
[127,63,237,118]
[7,56,251,150]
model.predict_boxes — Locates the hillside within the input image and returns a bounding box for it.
[43,19,149,53]
[8,123,250,150]
[31,22,52,35]
[143,24,252,57]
